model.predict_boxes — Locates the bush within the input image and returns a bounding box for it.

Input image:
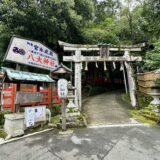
[144,40,160,70]
[0,110,11,125]
[136,92,152,109]
[52,104,61,116]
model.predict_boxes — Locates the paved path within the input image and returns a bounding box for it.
[0,126,160,160]
[83,91,136,126]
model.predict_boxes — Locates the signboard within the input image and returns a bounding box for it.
[34,106,46,122]
[4,36,59,70]
[25,105,46,127]
[58,79,68,99]
[15,92,43,104]
[25,107,35,127]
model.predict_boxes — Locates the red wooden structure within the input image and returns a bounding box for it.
[1,83,61,112]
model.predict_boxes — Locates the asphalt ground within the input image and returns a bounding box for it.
[0,126,160,160]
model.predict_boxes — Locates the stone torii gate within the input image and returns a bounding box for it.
[59,41,145,110]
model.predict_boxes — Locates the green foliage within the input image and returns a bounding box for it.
[51,115,60,125]
[0,130,7,139]
[52,104,61,116]
[83,18,120,44]
[141,0,160,40]
[0,110,11,126]
[94,0,121,22]
[144,40,160,70]
[136,92,152,109]
[0,0,159,72]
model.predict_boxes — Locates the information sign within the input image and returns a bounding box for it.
[58,79,68,99]
[4,36,59,70]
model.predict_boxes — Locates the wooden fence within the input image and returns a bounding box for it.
[1,84,61,112]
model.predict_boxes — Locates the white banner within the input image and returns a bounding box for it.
[4,36,59,70]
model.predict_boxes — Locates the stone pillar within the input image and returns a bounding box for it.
[124,50,137,107]
[74,49,82,110]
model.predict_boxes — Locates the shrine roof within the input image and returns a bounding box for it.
[1,67,54,83]
[51,63,72,74]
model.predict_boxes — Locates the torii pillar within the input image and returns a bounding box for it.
[74,49,82,110]
[124,50,137,107]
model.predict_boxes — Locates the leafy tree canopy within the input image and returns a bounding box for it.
[0,0,160,71]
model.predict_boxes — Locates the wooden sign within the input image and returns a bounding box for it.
[4,36,59,70]
[58,79,68,99]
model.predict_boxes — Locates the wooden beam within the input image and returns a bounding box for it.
[63,46,142,52]
[59,40,145,52]
[58,40,98,48]
[59,40,145,48]
[63,56,142,62]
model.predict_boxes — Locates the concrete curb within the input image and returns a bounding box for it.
[0,128,54,145]
[87,123,150,129]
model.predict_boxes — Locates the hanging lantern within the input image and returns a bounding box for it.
[85,62,88,71]
[113,62,116,70]
[120,62,124,71]
[104,61,107,71]
[96,62,98,68]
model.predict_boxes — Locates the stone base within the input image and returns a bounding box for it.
[4,113,25,138]
[0,138,5,143]
[149,93,160,105]
[59,110,86,129]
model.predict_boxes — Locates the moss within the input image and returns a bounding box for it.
[0,130,7,139]
[130,109,158,126]
[51,115,60,124]
[122,92,159,125]
[67,108,78,113]
[77,115,84,121]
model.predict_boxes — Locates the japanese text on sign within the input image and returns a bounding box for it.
[58,79,68,99]
[4,36,59,70]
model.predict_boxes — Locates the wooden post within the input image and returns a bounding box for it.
[124,50,137,107]
[122,62,128,94]
[15,64,21,112]
[61,98,66,130]
[15,83,20,112]
[49,72,53,109]
[74,49,82,110]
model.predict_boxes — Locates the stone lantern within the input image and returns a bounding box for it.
[67,81,77,110]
